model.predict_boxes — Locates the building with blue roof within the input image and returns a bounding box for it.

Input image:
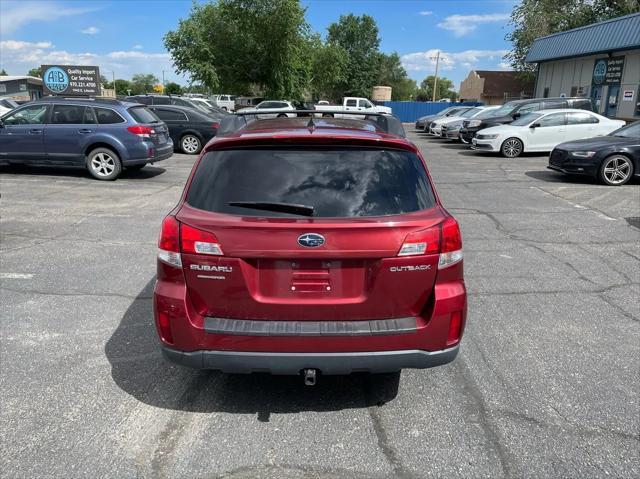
[526,13,640,121]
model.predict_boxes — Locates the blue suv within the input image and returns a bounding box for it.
[0,97,173,180]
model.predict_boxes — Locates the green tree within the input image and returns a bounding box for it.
[164,0,311,99]
[0,69,7,76]
[377,52,417,101]
[100,75,112,89]
[113,79,132,95]
[130,73,159,94]
[327,14,381,97]
[28,67,42,77]
[183,83,209,94]
[164,82,183,95]
[416,76,456,102]
[506,0,639,72]
[309,38,349,101]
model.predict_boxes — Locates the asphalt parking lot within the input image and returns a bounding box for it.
[1,131,639,479]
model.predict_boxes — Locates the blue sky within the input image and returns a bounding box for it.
[0,0,517,89]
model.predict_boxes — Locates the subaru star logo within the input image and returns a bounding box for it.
[297,233,325,248]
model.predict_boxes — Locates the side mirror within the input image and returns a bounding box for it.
[530,122,540,128]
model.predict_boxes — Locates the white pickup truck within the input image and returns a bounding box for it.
[314,97,392,118]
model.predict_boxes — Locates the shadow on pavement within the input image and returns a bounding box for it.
[0,164,166,180]
[526,169,639,186]
[105,278,400,419]
[525,170,597,184]
[438,143,470,149]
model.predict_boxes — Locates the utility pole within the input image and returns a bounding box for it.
[431,51,441,102]
[162,70,166,88]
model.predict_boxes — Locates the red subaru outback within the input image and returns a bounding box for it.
[154,114,466,382]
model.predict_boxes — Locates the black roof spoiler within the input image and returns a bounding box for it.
[218,110,405,138]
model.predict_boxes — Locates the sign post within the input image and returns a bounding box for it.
[41,65,101,96]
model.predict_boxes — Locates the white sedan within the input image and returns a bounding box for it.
[471,109,625,158]
[238,100,296,119]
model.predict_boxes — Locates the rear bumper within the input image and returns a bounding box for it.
[162,344,459,374]
[125,141,173,165]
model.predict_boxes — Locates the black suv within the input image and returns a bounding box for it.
[460,97,594,143]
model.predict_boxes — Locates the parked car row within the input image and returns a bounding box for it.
[0,93,231,179]
[417,96,638,186]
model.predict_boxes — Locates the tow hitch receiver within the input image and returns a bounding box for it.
[303,369,317,386]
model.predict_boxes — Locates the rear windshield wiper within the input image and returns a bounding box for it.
[227,201,315,216]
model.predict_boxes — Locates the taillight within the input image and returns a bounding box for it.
[180,224,223,256]
[211,122,220,129]
[127,125,154,138]
[438,217,463,269]
[397,226,440,256]
[397,218,463,269]
[158,216,182,267]
[447,311,463,345]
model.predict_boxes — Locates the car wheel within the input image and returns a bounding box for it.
[322,113,334,118]
[501,137,523,158]
[599,154,634,186]
[460,135,469,144]
[277,113,287,118]
[222,107,228,111]
[180,134,202,155]
[87,147,122,180]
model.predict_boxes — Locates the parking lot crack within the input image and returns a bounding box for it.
[366,406,414,479]
[454,357,514,477]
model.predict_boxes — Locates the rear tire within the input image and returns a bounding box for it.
[599,154,633,186]
[277,113,287,118]
[180,134,202,155]
[322,113,334,118]
[86,147,122,180]
[500,137,523,158]
[222,107,228,111]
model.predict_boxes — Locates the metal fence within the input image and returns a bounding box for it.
[381,101,483,123]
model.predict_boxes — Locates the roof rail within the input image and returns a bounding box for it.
[219,110,405,138]
[36,96,123,105]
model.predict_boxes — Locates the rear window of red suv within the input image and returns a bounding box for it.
[186,147,435,218]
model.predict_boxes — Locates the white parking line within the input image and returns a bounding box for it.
[0,273,34,279]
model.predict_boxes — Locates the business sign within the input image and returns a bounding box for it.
[592,57,625,85]
[41,65,101,96]
[622,89,634,102]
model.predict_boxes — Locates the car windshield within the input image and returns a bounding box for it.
[510,112,543,126]
[609,121,640,138]
[437,107,455,116]
[187,147,436,218]
[488,101,518,117]
[461,107,483,118]
[475,108,500,119]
